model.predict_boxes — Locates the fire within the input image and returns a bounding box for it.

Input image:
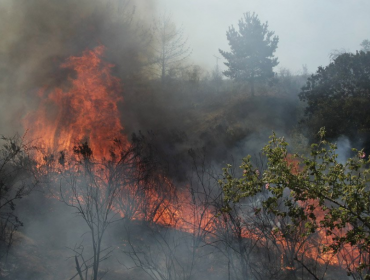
[22,45,215,235]
[23,46,127,160]
[281,156,363,270]
[21,46,362,275]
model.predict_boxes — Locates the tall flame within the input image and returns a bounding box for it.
[23,46,127,159]
[22,45,215,234]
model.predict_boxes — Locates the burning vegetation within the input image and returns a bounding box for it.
[1,1,370,280]
[23,46,126,161]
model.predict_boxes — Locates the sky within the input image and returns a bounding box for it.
[156,0,370,74]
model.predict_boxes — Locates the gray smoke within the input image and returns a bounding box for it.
[0,0,156,136]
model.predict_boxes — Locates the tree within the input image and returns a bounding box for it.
[220,129,370,279]
[299,51,370,146]
[46,140,138,280]
[152,13,192,85]
[219,12,279,95]
[210,153,331,280]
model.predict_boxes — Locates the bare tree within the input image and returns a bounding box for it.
[152,13,192,85]
[52,140,137,280]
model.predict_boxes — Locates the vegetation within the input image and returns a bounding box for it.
[221,128,370,279]
[219,12,279,95]
[299,51,370,148]
[151,13,192,85]
[0,135,38,267]
[2,1,370,279]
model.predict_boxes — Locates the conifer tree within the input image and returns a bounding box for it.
[220,12,279,95]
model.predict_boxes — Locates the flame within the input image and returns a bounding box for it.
[22,45,215,235]
[23,46,127,160]
[282,155,363,269]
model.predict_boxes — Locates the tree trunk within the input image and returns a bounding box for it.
[238,234,249,280]
[75,256,84,280]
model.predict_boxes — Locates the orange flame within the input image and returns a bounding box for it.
[23,46,127,160]
[23,46,215,235]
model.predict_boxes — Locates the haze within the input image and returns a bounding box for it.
[2,1,370,279]
[157,0,370,73]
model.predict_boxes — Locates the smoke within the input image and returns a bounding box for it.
[335,136,352,164]
[1,1,345,279]
[0,0,156,136]
[0,1,164,278]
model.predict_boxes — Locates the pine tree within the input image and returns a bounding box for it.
[219,12,279,95]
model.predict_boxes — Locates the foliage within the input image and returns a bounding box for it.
[299,51,370,144]
[219,12,279,94]
[220,128,370,278]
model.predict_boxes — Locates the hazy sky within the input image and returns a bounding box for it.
[156,0,370,74]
